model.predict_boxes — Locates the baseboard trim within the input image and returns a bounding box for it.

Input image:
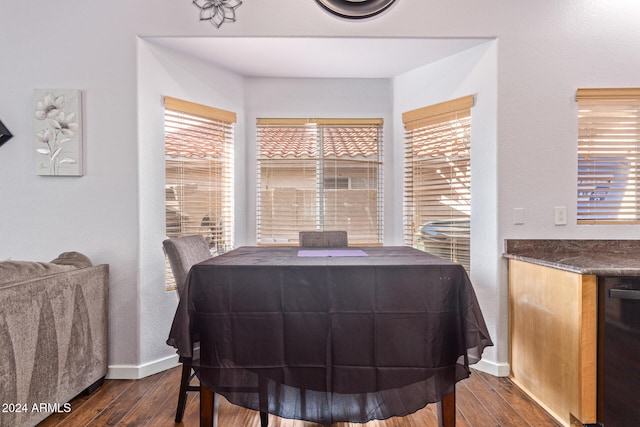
[107,354,509,380]
[106,354,180,380]
[472,359,510,377]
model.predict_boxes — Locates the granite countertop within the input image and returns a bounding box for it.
[503,240,640,276]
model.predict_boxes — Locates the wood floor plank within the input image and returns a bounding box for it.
[462,370,535,427]
[228,404,260,427]
[474,370,562,427]
[48,380,135,427]
[455,411,473,427]
[127,367,182,427]
[218,395,264,427]
[35,393,92,427]
[425,403,445,427]
[85,370,167,426]
[179,393,202,426]
[455,375,501,426]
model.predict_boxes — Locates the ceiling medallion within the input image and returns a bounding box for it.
[316,0,397,19]
[192,0,242,28]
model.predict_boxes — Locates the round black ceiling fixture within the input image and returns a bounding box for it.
[316,0,397,19]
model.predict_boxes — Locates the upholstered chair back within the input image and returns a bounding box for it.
[163,235,211,297]
[299,231,348,248]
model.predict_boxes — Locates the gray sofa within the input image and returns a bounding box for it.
[0,252,109,427]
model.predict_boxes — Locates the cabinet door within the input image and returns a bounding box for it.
[509,259,597,425]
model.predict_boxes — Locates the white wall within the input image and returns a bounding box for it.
[1,0,639,378]
[496,3,640,239]
[393,41,501,372]
[135,41,246,377]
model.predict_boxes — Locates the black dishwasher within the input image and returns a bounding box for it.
[598,277,640,426]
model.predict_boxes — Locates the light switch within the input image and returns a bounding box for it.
[554,206,567,225]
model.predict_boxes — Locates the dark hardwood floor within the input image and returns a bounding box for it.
[38,367,561,427]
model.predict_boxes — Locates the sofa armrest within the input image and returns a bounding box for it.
[0,263,109,427]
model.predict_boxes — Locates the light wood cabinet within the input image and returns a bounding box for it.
[508,259,597,426]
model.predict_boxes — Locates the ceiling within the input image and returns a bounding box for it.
[146,37,491,79]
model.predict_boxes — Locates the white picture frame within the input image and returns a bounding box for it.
[34,89,83,176]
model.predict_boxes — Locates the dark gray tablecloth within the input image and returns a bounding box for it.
[167,246,492,424]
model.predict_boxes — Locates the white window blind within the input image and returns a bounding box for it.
[577,88,640,224]
[257,118,383,246]
[164,96,235,288]
[402,96,473,271]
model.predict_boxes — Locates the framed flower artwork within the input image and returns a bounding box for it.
[34,89,83,176]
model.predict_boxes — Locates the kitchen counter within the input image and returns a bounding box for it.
[503,239,640,276]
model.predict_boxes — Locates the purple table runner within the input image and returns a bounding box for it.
[297,249,368,257]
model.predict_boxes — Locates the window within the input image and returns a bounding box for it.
[402,96,474,271]
[257,118,383,245]
[164,96,235,288]
[577,88,640,224]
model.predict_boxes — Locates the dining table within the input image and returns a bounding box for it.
[167,246,492,426]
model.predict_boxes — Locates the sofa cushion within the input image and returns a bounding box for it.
[0,257,80,287]
[50,251,93,269]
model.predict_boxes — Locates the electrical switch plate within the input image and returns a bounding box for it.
[554,206,567,225]
[513,208,525,225]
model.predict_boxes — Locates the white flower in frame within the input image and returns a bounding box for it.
[34,89,83,176]
[35,92,65,120]
[49,111,78,138]
[36,129,53,155]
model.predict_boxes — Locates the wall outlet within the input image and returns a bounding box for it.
[554,206,567,225]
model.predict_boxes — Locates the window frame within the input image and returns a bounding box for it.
[256,118,384,246]
[402,95,474,271]
[576,88,640,225]
[163,96,236,289]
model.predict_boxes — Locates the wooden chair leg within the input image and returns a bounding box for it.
[258,375,269,426]
[437,389,456,427]
[176,361,192,422]
[201,385,216,427]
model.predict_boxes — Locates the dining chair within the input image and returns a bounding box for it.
[163,234,212,422]
[163,235,269,426]
[299,230,348,247]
